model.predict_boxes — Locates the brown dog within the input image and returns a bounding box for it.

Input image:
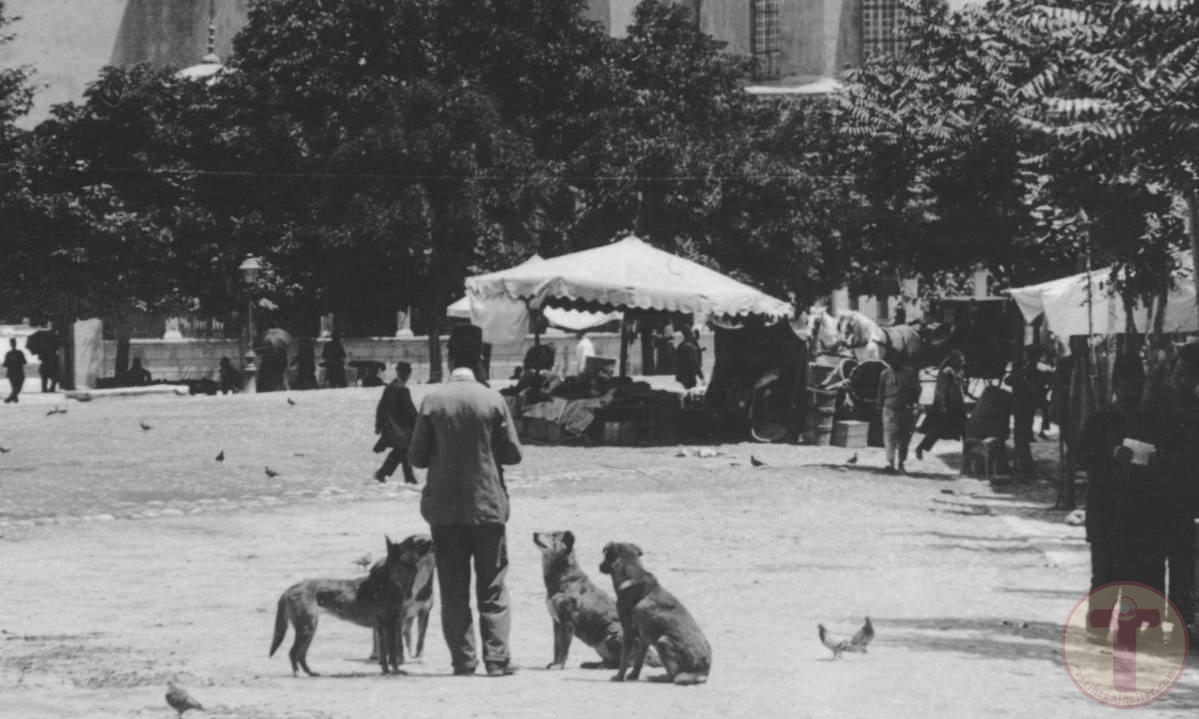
[269,534,434,676]
[599,542,711,685]
[534,530,625,669]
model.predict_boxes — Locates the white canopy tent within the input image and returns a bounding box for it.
[1007,266,1199,336]
[465,235,792,323]
[463,236,793,374]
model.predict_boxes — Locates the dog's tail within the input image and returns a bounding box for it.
[673,672,708,685]
[268,595,289,657]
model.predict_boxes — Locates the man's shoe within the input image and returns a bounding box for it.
[485,665,515,677]
[373,471,387,483]
[453,666,477,677]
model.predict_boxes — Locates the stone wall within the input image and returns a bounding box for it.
[106,332,716,386]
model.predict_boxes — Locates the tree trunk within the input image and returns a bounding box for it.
[1188,188,1199,326]
[426,296,443,384]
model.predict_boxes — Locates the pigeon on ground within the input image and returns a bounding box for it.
[265,466,280,478]
[750,455,765,467]
[287,397,297,406]
[215,451,225,463]
[0,446,10,454]
[353,553,373,571]
[849,617,874,652]
[165,681,203,717]
[45,407,65,416]
[846,453,859,465]
[139,421,153,431]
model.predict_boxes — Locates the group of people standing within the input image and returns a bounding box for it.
[4,333,62,404]
[876,349,969,474]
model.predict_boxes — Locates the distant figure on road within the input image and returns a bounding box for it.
[322,334,348,388]
[675,328,704,390]
[4,338,26,403]
[877,353,921,474]
[36,333,61,393]
[218,357,242,394]
[292,338,318,390]
[915,349,966,460]
[123,357,152,386]
[374,361,418,484]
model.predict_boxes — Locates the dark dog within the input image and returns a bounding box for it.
[534,530,626,669]
[599,542,711,685]
[269,534,434,676]
[371,536,436,664]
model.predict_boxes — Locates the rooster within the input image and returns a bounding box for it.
[818,617,873,659]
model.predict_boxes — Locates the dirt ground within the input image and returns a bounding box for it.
[1,386,1197,718]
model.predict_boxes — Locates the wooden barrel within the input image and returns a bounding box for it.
[802,388,838,445]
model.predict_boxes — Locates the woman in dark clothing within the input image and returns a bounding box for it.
[915,349,966,459]
[373,362,418,484]
[322,334,348,388]
[4,338,26,403]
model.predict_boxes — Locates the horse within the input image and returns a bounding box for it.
[835,310,922,365]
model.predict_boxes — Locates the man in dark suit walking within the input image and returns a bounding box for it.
[373,361,418,484]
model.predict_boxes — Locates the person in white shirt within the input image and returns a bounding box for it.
[574,332,595,375]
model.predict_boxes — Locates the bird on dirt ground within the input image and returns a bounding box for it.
[287,397,297,406]
[353,553,372,571]
[215,450,224,463]
[850,617,874,652]
[265,466,280,478]
[165,681,203,717]
[0,446,10,454]
[139,421,153,431]
[750,455,766,467]
[846,453,858,465]
[818,623,868,660]
[45,407,66,416]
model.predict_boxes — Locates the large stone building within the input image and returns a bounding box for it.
[2,0,970,125]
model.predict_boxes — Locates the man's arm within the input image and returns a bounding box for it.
[408,404,433,469]
[493,401,523,466]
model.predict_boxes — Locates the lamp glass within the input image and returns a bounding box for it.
[239,256,262,285]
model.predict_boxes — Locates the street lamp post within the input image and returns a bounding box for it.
[239,255,262,393]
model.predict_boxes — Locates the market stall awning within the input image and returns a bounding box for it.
[465,236,793,321]
[1007,266,1199,336]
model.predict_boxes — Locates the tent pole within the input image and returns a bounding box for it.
[529,300,540,347]
[619,312,629,377]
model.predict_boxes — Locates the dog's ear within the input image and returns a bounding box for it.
[385,535,394,550]
[630,543,642,557]
[563,530,575,550]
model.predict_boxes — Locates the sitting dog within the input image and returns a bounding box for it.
[599,542,711,685]
[269,534,434,676]
[534,530,627,669]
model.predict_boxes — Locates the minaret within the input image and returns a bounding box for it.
[110,0,250,69]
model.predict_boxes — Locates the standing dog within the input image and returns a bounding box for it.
[269,534,434,676]
[371,536,436,663]
[599,542,711,685]
[534,530,625,669]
